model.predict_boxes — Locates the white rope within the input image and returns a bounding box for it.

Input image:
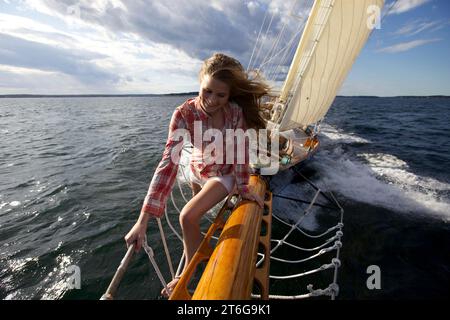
[251,6,278,73]
[247,4,270,72]
[260,4,292,73]
[272,212,343,238]
[176,166,190,203]
[264,27,305,81]
[269,0,313,82]
[328,192,344,300]
[172,168,216,228]
[293,225,343,240]
[152,168,223,283]
[270,258,340,280]
[264,0,302,81]
[270,241,342,264]
[253,0,314,85]
[156,218,175,279]
[142,234,168,292]
[257,158,344,300]
[164,206,183,242]
[170,189,183,214]
[254,283,339,300]
[270,189,321,255]
[270,231,342,252]
[175,253,185,278]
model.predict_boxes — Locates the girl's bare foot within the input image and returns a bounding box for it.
[161,276,181,298]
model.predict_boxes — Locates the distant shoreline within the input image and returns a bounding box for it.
[0,93,448,99]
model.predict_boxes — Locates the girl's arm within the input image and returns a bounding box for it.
[140,107,187,218]
[126,107,188,252]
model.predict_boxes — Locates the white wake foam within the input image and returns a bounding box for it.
[316,125,450,220]
[321,125,371,144]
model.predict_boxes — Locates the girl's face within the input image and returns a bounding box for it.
[199,75,230,115]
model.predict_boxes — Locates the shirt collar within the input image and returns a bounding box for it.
[194,96,232,124]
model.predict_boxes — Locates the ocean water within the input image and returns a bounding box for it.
[0,95,449,300]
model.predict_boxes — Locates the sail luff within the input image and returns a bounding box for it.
[324,0,373,110]
[313,0,345,122]
[321,0,378,120]
[278,0,335,130]
[299,2,335,129]
[278,0,322,104]
[276,0,385,131]
[319,0,359,118]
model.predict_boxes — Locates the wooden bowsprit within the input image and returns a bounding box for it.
[100,243,135,300]
[170,174,272,300]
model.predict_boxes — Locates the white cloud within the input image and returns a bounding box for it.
[388,0,431,15]
[18,0,306,62]
[247,1,260,16]
[0,13,77,47]
[0,2,206,94]
[393,19,445,37]
[0,64,56,75]
[20,0,252,59]
[377,38,442,53]
[1,0,312,94]
[0,64,98,94]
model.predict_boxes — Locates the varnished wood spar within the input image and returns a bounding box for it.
[100,243,135,300]
[170,174,269,300]
[193,175,267,299]
[168,193,231,300]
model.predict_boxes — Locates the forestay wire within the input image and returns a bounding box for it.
[247,0,314,89]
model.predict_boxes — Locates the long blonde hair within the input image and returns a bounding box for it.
[199,53,270,130]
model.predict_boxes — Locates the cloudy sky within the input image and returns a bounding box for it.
[0,0,449,96]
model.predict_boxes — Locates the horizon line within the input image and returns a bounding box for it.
[0,93,449,99]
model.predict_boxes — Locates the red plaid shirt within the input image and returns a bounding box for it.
[141,97,251,218]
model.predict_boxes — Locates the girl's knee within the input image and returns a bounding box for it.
[179,207,199,227]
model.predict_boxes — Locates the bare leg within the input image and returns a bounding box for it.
[180,179,228,265]
[161,179,228,297]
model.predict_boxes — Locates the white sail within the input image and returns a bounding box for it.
[277,0,384,131]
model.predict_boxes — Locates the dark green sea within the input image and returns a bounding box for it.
[1,95,449,299]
